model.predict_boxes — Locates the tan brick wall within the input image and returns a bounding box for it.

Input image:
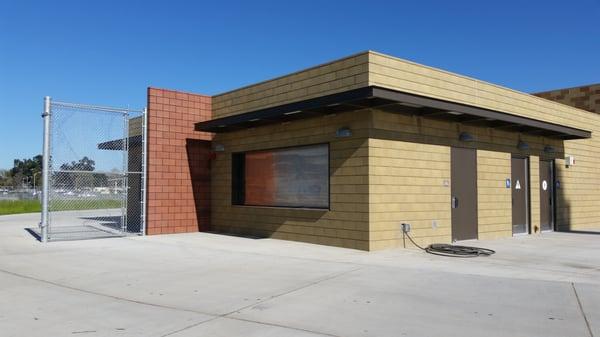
[477,150,512,240]
[210,109,371,250]
[212,53,369,118]
[534,84,600,231]
[368,137,451,250]
[367,108,557,249]
[213,51,596,135]
[367,52,593,132]
[211,105,565,250]
[367,52,600,233]
[203,52,600,248]
[209,101,593,250]
[553,145,600,231]
[146,88,212,235]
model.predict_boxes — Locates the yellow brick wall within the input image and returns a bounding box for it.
[533,84,600,232]
[368,137,451,250]
[212,53,369,119]
[367,109,558,249]
[208,51,600,249]
[214,51,595,134]
[211,104,586,250]
[555,155,600,231]
[368,51,600,233]
[210,109,371,250]
[477,150,512,240]
[367,51,591,131]
[556,140,600,231]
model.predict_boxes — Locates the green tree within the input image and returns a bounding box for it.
[56,156,97,190]
[59,156,95,172]
[9,155,42,188]
[0,169,13,188]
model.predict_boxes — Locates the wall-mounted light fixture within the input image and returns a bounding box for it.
[517,140,529,151]
[213,144,225,152]
[544,145,555,153]
[459,132,474,142]
[336,127,352,138]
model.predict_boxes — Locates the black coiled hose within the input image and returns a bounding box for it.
[403,230,495,258]
[424,243,495,257]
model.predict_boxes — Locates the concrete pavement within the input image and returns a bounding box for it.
[0,211,598,337]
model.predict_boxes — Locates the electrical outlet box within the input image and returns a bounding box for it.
[432,220,438,229]
[565,156,575,166]
[401,223,411,233]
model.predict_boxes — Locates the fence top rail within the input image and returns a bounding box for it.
[51,169,132,175]
[51,169,145,174]
[51,101,144,114]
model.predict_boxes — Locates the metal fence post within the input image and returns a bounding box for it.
[121,111,129,233]
[40,96,51,242]
[141,107,148,236]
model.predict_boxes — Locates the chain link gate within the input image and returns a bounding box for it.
[39,97,147,241]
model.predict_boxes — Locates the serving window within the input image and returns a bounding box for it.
[232,144,329,209]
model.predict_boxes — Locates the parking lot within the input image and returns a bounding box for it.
[0,211,599,337]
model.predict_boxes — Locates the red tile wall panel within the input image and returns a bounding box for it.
[146,87,212,235]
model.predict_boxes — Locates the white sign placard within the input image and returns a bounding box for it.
[515,180,521,190]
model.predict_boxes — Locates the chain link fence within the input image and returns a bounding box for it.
[38,98,146,241]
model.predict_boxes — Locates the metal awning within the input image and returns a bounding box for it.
[195,86,591,140]
[98,135,142,150]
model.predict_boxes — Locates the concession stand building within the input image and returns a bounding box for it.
[144,51,599,250]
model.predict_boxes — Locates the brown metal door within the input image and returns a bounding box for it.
[451,148,478,241]
[511,157,529,234]
[539,160,554,231]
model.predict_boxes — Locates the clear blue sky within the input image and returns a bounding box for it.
[1,0,599,169]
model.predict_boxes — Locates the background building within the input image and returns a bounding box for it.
[534,83,600,114]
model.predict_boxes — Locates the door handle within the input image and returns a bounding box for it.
[451,197,458,209]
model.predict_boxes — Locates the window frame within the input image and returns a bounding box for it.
[231,143,330,210]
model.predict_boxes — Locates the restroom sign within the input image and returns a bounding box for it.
[542,180,548,191]
[515,180,521,190]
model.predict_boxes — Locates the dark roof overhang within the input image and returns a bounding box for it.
[98,135,142,150]
[195,86,591,140]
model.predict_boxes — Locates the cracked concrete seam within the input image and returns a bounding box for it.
[572,282,595,337]
[160,266,362,337]
[0,265,360,337]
